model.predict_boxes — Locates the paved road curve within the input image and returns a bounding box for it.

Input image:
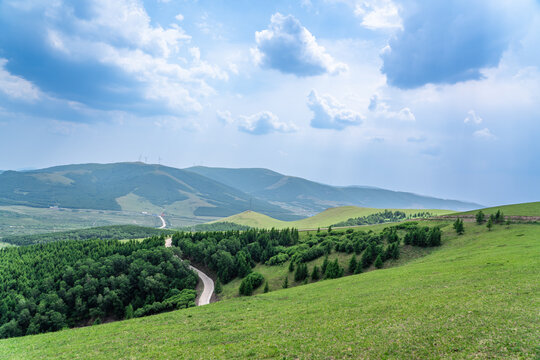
[165,238,214,306]
[158,215,166,229]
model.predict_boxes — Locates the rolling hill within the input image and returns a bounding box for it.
[211,206,454,229]
[0,162,482,237]
[0,163,298,220]
[455,201,540,217]
[186,166,481,214]
[1,216,537,358]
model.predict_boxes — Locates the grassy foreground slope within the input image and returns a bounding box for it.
[2,222,538,359]
[212,206,453,229]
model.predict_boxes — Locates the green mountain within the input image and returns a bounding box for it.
[186,166,481,214]
[0,163,298,220]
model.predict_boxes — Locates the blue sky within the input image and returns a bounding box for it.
[0,0,539,206]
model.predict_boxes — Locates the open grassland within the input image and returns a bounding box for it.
[456,201,540,217]
[2,221,538,359]
[212,206,453,229]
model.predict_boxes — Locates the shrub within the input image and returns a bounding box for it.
[239,272,264,296]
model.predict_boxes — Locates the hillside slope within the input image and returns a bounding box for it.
[212,206,454,229]
[2,222,537,359]
[186,166,481,214]
[0,163,297,220]
[456,201,540,217]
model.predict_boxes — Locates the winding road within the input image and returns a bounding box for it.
[165,237,214,306]
[158,215,166,229]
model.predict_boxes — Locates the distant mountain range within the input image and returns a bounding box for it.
[186,166,481,215]
[0,163,481,221]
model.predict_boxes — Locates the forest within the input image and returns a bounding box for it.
[1,225,174,246]
[0,236,197,339]
[173,224,441,287]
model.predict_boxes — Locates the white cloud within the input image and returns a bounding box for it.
[216,110,234,124]
[464,110,483,124]
[307,90,364,130]
[175,13,184,21]
[0,59,41,101]
[252,13,347,76]
[238,111,297,135]
[354,0,402,30]
[44,0,228,114]
[474,128,497,140]
[368,94,415,121]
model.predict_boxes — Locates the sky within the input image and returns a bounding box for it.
[0,0,539,206]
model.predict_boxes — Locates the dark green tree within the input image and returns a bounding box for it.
[321,255,329,274]
[324,259,344,279]
[263,281,269,293]
[453,218,465,235]
[487,217,493,231]
[374,254,383,269]
[476,210,485,224]
[288,260,295,273]
[282,276,289,289]
[348,255,358,273]
[311,265,321,281]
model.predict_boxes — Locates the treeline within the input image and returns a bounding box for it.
[0,236,197,339]
[172,228,300,283]
[333,210,435,227]
[1,225,175,246]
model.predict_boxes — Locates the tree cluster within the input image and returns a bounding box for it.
[172,228,299,284]
[0,237,197,339]
[404,226,442,247]
[333,210,435,227]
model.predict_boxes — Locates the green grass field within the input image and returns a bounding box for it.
[2,218,538,359]
[456,201,540,217]
[211,206,453,229]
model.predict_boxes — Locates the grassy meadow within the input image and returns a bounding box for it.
[1,218,538,359]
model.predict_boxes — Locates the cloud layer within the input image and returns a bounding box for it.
[238,111,297,135]
[252,13,347,77]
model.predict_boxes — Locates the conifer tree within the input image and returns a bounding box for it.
[321,255,329,274]
[263,281,269,293]
[487,217,493,231]
[282,276,288,289]
[453,218,465,235]
[288,260,295,272]
[311,265,321,281]
[374,254,383,268]
[348,255,358,273]
[476,210,485,224]
[354,261,363,274]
